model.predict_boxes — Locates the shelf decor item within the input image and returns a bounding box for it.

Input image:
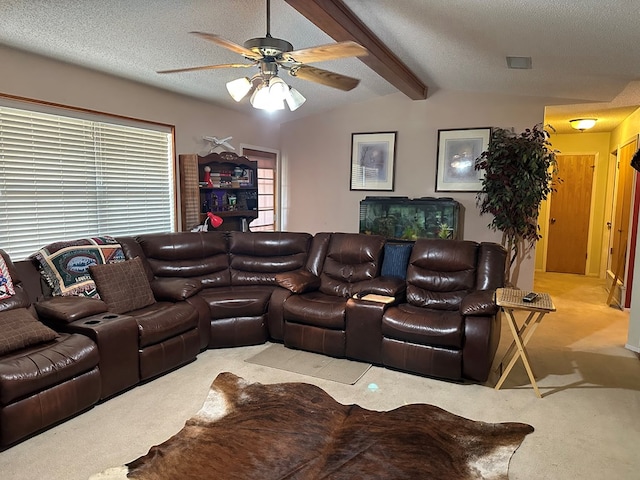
[350,132,397,191]
[436,128,491,192]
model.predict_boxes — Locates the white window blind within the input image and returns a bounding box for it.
[0,104,174,260]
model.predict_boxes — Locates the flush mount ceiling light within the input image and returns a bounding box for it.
[569,118,597,131]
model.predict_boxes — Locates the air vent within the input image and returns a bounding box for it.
[506,56,532,69]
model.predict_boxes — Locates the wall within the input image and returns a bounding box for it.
[280,90,567,290]
[538,132,612,277]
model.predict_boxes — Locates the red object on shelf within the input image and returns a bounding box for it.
[206,212,223,228]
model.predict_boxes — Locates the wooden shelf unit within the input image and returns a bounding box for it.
[179,152,258,231]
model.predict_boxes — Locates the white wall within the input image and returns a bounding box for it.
[280,90,567,290]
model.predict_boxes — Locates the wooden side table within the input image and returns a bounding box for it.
[494,288,556,398]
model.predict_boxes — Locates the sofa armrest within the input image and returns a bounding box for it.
[34,296,108,324]
[460,290,499,316]
[150,277,203,301]
[275,269,320,294]
[352,276,406,298]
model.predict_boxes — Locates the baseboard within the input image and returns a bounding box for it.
[624,343,640,353]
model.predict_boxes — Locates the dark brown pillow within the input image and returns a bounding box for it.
[89,257,155,314]
[0,308,59,355]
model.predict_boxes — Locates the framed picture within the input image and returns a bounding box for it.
[350,131,397,191]
[435,127,491,192]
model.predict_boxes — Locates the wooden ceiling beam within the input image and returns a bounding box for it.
[284,0,428,100]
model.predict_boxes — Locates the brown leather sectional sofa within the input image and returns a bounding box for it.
[0,231,506,447]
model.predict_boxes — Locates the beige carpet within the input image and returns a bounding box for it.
[245,343,371,384]
[0,272,638,480]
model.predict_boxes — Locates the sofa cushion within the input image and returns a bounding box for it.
[0,254,16,300]
[200,286,274,320]
[0,333,98,405]
[0,308,59,356]
[89,256,155,314]
[284,291,348,330]
[31,236,125,298]
[382,303,464,348]
[130,301,199,348]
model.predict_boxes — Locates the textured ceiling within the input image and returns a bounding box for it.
[1,0,639,132]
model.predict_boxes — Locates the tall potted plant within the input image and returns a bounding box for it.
[475,124,558,286]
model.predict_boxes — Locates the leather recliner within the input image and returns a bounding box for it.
[0,249,101,447]
[381,239,507,382]
[282,233,403,358]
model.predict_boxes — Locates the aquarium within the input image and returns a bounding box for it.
[359,196,463,241]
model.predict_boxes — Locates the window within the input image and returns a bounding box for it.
[0,100,175,260]
[243,148,277,232]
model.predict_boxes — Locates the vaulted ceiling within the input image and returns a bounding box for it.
[2,0,639,133]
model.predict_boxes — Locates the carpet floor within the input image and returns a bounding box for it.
[0,272,638,479]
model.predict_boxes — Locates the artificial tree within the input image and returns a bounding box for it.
[475,123,558,286]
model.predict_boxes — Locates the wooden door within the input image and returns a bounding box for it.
[546,154,595,274]
[609,140,637,281]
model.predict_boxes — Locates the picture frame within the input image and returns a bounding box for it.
[435,127,491,192]
[350,131,397,191]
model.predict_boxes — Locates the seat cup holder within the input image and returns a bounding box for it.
[84,320,101,325]
[102,315,118,319]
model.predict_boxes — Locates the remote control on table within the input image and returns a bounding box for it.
[522,292,539,303]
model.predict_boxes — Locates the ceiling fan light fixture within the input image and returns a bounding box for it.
[569,118,597,131]
[268,76,289,102]
[226,77,252,102]
[285,86,306,111]
[250,83,285,111]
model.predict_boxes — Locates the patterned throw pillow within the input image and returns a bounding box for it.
[0,308,59,356]
[31,236,125,298]
[0,254,16,300]
[89,256,156,314]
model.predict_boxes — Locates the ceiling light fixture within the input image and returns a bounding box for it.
[569,118,597,131]
[226,69,306,112]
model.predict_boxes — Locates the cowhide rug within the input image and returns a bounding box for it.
[92,372,533,480]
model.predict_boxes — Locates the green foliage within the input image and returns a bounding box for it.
[475,124,558,283]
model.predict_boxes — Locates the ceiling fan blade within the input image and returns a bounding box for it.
[190,32,262,60]
[282,41,368,64]
[157,63,254,74]
[289,65,360,91]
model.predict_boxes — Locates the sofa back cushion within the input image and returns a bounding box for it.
[319,233,386,297]
[229,232,312,286]
[135,232,231,287]
[406,239,478,311]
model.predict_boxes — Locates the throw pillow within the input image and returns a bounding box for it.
[0,308,59,356]
[0,254,16,300]
[381,243,413,279]
[89,257,155,314]
[31,236,125,298]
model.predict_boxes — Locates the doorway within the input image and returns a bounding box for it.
[546,154,595,274]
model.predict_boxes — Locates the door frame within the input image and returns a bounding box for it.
[540,151,599,275]
[240,143,281,231]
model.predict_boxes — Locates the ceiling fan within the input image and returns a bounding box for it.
[157,0,368,111]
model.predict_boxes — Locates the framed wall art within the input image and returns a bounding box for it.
[435,127,491,192]
[350,131,397,191]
